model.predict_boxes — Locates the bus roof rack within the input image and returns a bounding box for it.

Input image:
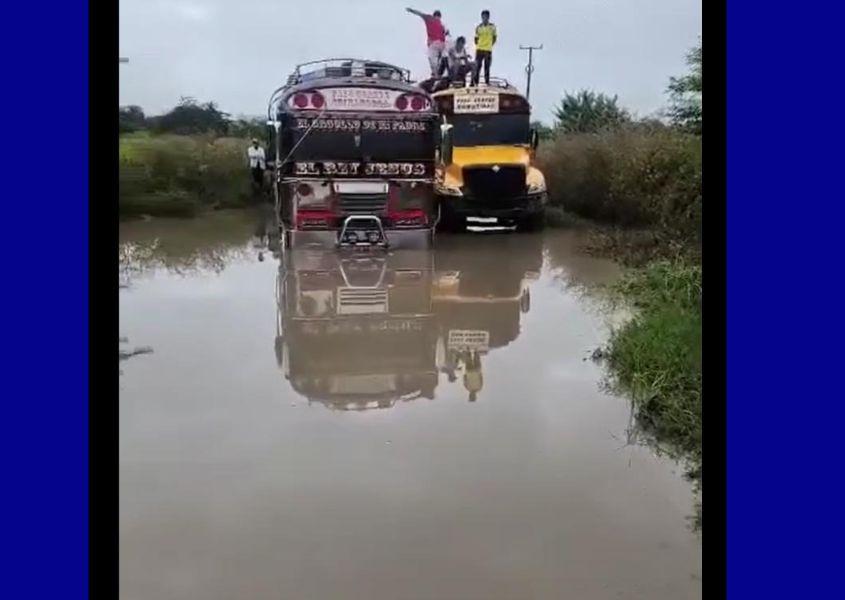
[481,77,517,91]
[285,59,412,87]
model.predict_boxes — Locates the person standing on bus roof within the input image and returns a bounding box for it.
[406,8,449,77]
[473,10,497,86]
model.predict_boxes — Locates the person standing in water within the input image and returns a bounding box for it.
[247,138,266,196]
[473,10,497,86]
[406,8,449,77]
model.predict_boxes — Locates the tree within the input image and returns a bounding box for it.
[229,117,267,141]
[154,97,231,135]
[553,90,630,134]
[119,105,146,133]
[667,38,702,134]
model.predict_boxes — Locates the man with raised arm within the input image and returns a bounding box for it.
[406,8,449,77]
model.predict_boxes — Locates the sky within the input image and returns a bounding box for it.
[119,0,701,123]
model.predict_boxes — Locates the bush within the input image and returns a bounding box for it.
[536,128,701,240]
[119,133,254,217]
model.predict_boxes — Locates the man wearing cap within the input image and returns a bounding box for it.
[247,138,266,195]
[406,7,449,77]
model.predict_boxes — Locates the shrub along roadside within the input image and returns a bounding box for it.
[119,133,256,218]
[537,127,702,248]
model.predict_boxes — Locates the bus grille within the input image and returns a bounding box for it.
[462,166,526,199]
[338,193,388,215]
[337,288,389,314]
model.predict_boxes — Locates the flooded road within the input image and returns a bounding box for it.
[120,211,701,600]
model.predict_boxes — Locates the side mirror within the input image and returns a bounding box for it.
[440,124,454,165]
[530,128,540,150]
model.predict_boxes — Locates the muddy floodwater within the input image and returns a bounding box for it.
[120,211,701,600]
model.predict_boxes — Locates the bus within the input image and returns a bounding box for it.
[429,79,547,231]
[267,59,444,250]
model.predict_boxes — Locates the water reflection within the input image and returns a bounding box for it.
[119,210,257,282]
[120,219,702,599]
[275,250,438,410]
[275,233,544,406]
[432,233,542,402]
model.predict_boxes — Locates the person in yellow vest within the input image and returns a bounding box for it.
[472,10,497,86]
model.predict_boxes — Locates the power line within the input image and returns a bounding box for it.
[519,44,542,102]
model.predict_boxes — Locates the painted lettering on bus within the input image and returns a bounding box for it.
[294,162,427,176]
[294,118,428,133]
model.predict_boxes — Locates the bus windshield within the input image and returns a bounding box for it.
[449,113,530,146]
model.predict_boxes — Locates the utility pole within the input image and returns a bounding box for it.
[519,44,542,101]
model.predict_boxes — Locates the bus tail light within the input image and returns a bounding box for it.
[296,210,334,229]
[396,94,429,111]
[391,209,428,228]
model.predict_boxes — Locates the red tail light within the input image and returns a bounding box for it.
[395,95,409,111]
[293,93,309,108]
[390,209,428,228]
[296,210,334,230]
[311,92,325,109]
[410,95,425,111]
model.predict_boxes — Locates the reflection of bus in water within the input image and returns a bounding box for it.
[432,234,543,400]
[275,250,438,410]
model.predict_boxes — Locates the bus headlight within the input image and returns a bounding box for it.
[437,183,463,197]
[527,180,546,194]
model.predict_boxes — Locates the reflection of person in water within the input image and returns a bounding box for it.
[462,349,483,402]
[441,348,460,382]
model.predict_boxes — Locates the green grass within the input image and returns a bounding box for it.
[119,133,258,218]
[606,260,702,529]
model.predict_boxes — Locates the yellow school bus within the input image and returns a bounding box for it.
[430,79,547,231]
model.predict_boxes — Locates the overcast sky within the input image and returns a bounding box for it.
[119,0,701,123]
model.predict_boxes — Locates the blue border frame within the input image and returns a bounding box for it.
[727,2,845,597]
[4,3,89,599]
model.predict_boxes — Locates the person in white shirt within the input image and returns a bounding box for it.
[247,138,266,193]
[446,36,472,85]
